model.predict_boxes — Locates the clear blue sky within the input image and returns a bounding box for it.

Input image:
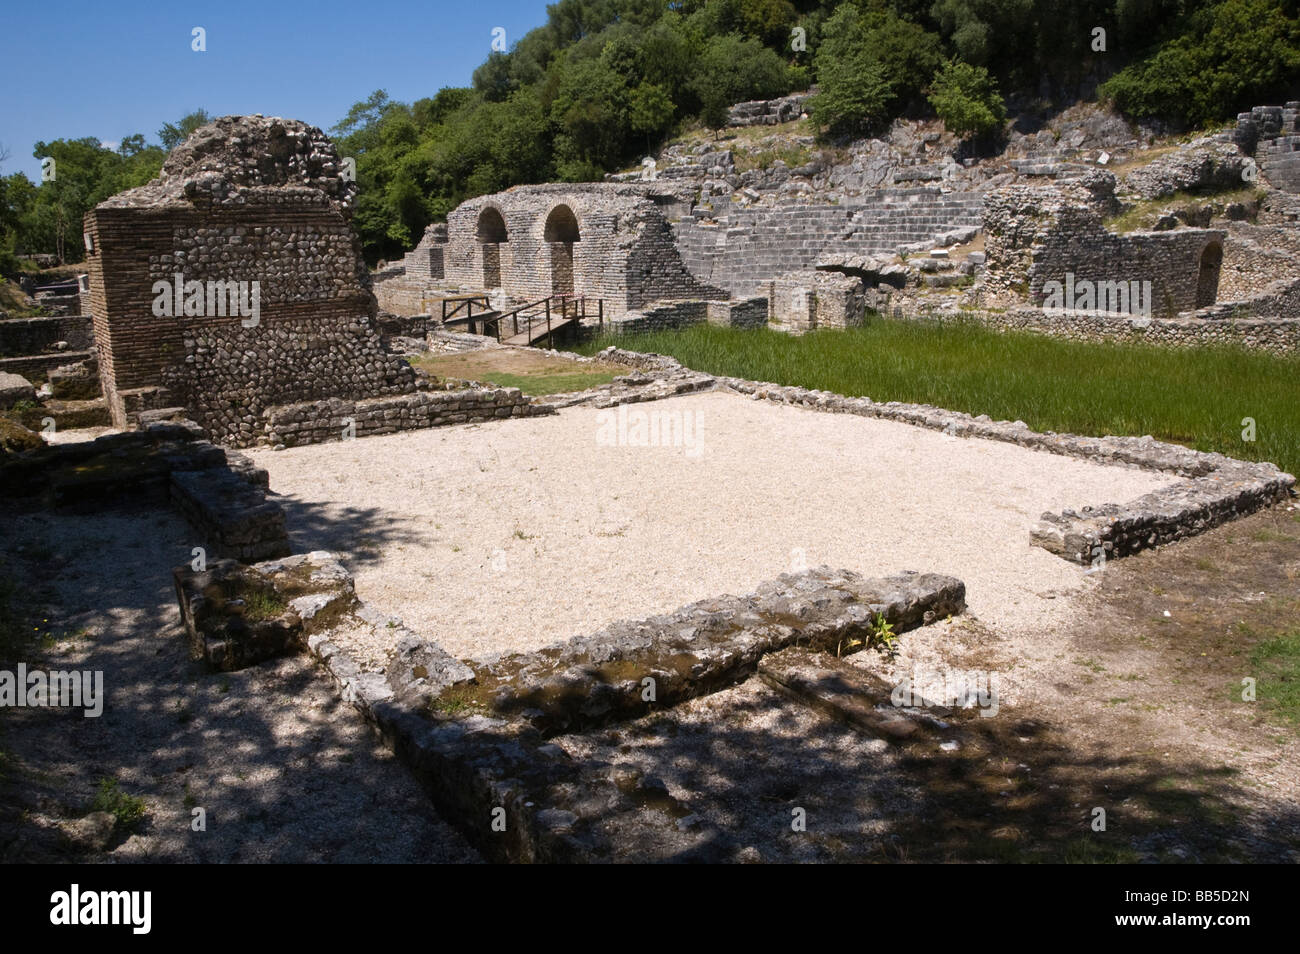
[0,0,552,181]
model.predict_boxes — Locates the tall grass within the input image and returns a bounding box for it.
[574,320,1300,475]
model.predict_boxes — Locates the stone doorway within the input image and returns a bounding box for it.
[543,204,580,299]
[476,208,508,290]
[1195,241,1222,308]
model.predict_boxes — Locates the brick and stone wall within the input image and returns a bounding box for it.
[440,184,727,317]
[84,116,417,441]
[983,172,1225,316]
[263,386,549,447]
[769,271,868,332]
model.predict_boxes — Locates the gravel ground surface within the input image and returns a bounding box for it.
[246,391,1172,663]
[0,503,480,863]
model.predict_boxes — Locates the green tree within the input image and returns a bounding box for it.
[1101,0,1300,127]
[927,60,1007,139]
[629,82,676,150]
[158,109,212,151]
[808,5,924,138]
[691,33,793,136]
[549,55,633,170]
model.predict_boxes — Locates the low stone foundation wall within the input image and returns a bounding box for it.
[0,422,291,565]
[186,558,963,860]
[263,386,551,447]
[708,374,1294,565]
[48,357,102,400]
[609,300,708,335]
[607,297,772,335]
[885,304,1300,353]
[376,311,438,343]
[0,351,94,382]
[706,296,768,329]
[0,315,92,356]
[170,468,291,562]
[174,552,356,671]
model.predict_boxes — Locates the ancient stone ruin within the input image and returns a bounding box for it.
[982,170,1226,315]
[378,182,731,321]
[83,115,416,442]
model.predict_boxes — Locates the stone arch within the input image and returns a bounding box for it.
[543,204,580,243]
[1195,240,1223,309]
[476,207,508,243]
[543,204,580,297]
[476,207,509,289]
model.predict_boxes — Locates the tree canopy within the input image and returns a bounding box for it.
[3,1,1297,272]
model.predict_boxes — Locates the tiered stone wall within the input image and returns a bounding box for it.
[0,315,92,356]
[727,90,814,127]
[1236,103,1300,193]
[672,187,983,297]
[0,420,290,562]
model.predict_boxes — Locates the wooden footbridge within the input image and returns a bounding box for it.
[430,294,604,348]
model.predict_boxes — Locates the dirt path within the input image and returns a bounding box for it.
[0,502,479,863]
[2,484,1294,863]
[838,503,1300,861]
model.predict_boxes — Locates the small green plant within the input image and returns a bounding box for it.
[431,695,475,715]
[868,612,898,654]
[242,588,286,621]
[91,778,146,832]
[837,612,898,657]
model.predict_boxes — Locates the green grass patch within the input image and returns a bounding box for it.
[465,369,619,396]
[241,588,287,621]
[1249,631,1300,728]
[571,320,1300,475]
[733,143,815,175]
[90,778,147,832]
[1104,186,1263,233]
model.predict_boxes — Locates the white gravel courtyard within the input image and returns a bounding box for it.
[245,391,1173,662]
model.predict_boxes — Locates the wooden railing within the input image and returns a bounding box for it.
[494,295,603,346]
[425,294,495,334]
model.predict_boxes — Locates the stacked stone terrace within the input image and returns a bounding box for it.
[1237,102,1300,194]
[672,186,984,297]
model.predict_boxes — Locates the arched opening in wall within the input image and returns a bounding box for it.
[1196,241,1223,309]
[544,204,580,298]
[476,208,508,289]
